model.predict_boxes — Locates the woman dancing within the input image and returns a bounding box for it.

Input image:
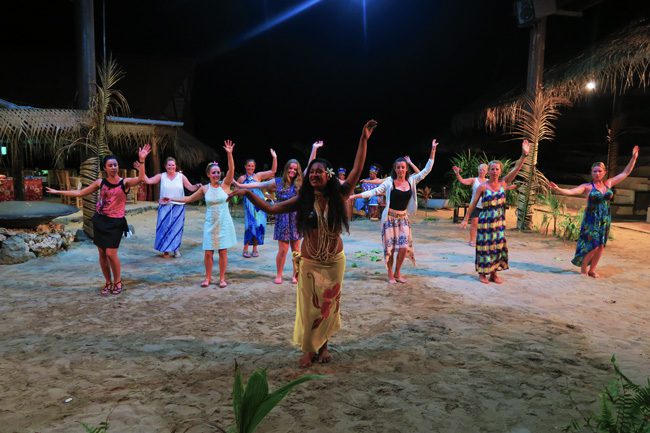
[139,156,202,258]
[234,157,304,284]
[231,120,377,367]
[549,145,639,278]
[349,142,438,284]
[236,149,277,258]
[461,140,529,284]
[160,140,237,288]
[452,163,488,246]
[45,146,150,295]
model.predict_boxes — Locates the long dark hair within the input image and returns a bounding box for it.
[390,157,412,179]
[297,158,350,235]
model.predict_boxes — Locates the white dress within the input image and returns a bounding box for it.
[202,185,236,250]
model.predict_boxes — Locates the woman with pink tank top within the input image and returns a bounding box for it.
[46,145,150,295]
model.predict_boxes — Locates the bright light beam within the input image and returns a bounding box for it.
[585,80,596,91]
[362,0,368,50]
[218,0,324,54]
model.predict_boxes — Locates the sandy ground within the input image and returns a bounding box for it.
[0,205,649,433]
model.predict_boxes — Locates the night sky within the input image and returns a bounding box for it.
[2,0,649,183]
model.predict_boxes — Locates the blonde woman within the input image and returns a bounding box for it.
[452,163,488,246]
[461,141,529,284]
[234,158,303,284]
[160,140,237,288]
[140,156,202,258]
[549,146,639,278]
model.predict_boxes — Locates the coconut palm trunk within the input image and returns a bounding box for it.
[511,93,568,231]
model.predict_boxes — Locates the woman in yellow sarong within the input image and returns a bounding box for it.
[230,120,377,367]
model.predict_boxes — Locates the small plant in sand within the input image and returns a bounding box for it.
[228,363,323,433]
[79,421,109,433]
[354,250,382,262]
[563,355,650,433]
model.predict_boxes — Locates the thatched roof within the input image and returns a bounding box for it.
[453,18,650,133]
[0,106,214,167]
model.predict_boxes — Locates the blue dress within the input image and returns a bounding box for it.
[273,178,301,241]
[203,185,237,250]
[571,183,613,266]
[242,175,267,245]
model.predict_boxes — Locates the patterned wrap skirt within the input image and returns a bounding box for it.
[292,251,345,353]
[475,188,509,274]
[154,204,186,253]
[381,209,415,268]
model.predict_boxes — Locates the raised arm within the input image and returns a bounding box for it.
[503,140,530,184]
[124,144,152,188]
[221,140,236,188]
[256,148,277,181]
[304,141,324,176]
[404,155,420,174]
[548,181,589,197]
[452,166,475,186]
[229,189,298,214]
[344,120,377,192]
[46,178,102,197]
[461,184,486,228]
[411,139,438,184]
[607,145,639,188]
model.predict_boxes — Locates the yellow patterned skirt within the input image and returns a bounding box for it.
[292,251,345,353]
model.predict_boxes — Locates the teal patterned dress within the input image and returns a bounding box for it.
[571,183,613,267]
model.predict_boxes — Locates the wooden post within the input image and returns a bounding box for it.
[74,0,96,109]
[11,139,24,201]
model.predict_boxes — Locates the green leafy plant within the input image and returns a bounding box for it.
[448,150,516,207]
[538,190,566,236]
[417,185,433,216]
[79,421,109,433]
[563,355,650,433]
[229,363,323,433]
[559,208,585,242]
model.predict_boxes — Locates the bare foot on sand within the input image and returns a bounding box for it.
[588,270,600,278]
[388,278,397,284]
[479,274,490,284]
[299,352,315,368]
[200,279,211,288]
[318,346,332,363]
[291,275,298,284]
[273,276,282,284]
[395,276,407,283]
[490,273,503,284]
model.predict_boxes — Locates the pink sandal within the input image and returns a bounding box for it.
[100,282,112,296]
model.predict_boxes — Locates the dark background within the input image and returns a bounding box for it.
[2,0,649,186]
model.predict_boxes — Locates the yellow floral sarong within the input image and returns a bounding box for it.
[292,251,345,353]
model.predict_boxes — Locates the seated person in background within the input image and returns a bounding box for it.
[337,167,347,184]
[354,165,381,219]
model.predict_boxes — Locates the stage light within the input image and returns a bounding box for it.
[585,81,596,91]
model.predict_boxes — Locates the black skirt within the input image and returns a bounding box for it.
[92,213,128,248]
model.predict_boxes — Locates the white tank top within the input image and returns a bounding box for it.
[470,178,483,209]
[160,173,185,205]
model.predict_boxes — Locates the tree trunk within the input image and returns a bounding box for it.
[80,156,99,237]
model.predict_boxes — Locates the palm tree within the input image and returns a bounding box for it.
[56,57,129,236]
[508,92,569,231]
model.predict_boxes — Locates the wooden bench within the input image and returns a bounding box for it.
[453,204,469,223]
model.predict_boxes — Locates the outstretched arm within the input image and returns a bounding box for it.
[162,185,206,204]
[46,179,102,197]
[452,166,475,186]
[232,179,276,190]
[222,140,236,188]
[607,145,639,188]
[229,189,298,214]
[181,174,202,192]
[548,181,589,197]
[503,140,530,184]
[461,185,485,228]
[361,177,387,185]
[404,155,420,174]
[256,148,278,181]
[344,120,377,192]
